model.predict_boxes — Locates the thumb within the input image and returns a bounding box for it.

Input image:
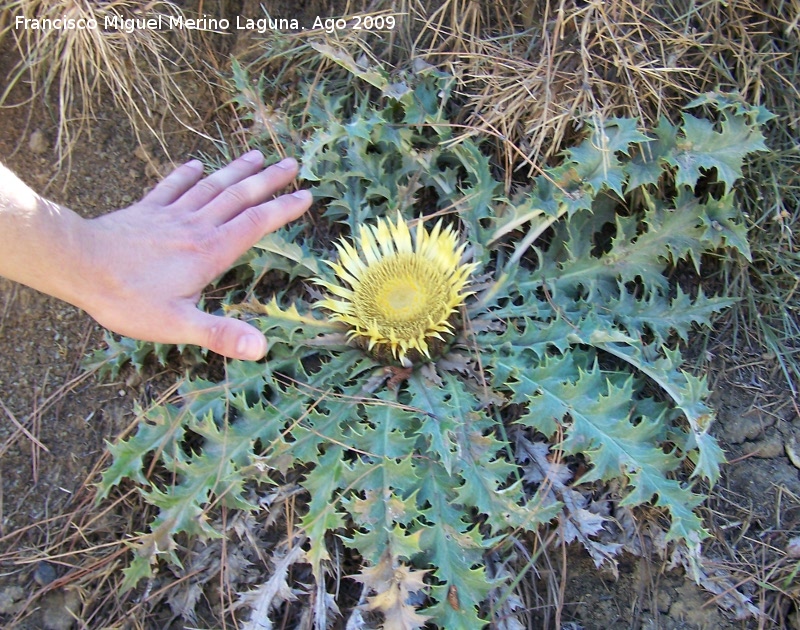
[181,307,267,361]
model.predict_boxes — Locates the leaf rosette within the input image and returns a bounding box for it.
[96,58,770,628]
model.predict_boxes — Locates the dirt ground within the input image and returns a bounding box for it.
[0,30,215,627]
[1,10,800,630]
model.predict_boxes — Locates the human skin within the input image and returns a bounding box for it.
[0,150,312,360]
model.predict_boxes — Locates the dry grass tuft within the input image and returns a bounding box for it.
[399,0,794,171]
[0,0,216,171]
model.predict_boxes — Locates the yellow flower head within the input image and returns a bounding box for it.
[315,213,476,365]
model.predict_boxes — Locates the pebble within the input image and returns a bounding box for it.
[741,430,785,459]
[0,585,24,614]
[786,536,800,558]
[723,408,774,444]
[668,584,712,627]
[33,560,57,586]
[125,371,142,388]
[656,588,672,614]
[29,129,48,154]
[786,434,800,470]
[41,588,81,630]
[134,145,151,162]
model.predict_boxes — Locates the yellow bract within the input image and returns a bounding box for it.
[315,213,475,365]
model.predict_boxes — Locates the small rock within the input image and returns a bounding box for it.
[41,588,81,630]
[133,145,151,163]
[656,588,672,614]
[723,408,773,444]
[0,585,24,614]
[786,536,800,558]
[668,584,712,627]
[29,129,48,154]
[33,561,58,586]
[786,432,800,470]
[741,429,785,459]
[125,371,142,388]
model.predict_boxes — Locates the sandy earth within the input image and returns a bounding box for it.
[1,5,799,629]
[0,32,213,626]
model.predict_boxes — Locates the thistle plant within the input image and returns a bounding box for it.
[97,57,770,628]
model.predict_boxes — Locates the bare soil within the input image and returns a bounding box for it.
[1,7,799,629]
[0,31,214,627]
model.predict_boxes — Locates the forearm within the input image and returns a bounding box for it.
[0,163,89,308]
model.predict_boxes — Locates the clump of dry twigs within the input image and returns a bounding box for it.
[394,0,793,174]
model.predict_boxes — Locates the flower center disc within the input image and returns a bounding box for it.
[354,254,447,333]
[378,275,425,320]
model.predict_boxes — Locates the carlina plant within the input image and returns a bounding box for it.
[96,56,771,628]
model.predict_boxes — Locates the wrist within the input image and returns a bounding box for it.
[21,200,93,309]
[50,208,102,312]
[0,165,93,309]
[64,213,135,325]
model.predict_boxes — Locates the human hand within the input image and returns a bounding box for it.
[75,150,312,360]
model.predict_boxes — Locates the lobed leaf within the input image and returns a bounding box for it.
[669,112,768,191]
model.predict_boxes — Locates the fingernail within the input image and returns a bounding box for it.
[276,157,297,170]
[185,159,204,172]
[292,189,312,200]
[241,150,264,164]
[235,333,266,360]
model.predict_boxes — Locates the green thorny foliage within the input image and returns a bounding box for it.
[96,56,771,628]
